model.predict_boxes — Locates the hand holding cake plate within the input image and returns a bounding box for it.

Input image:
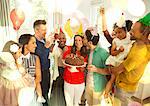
[63,54,86,72]
[63,61,86,72]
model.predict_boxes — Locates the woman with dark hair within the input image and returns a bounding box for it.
[19,34,45,104]
[71,35,88,58]
[63,35,88,106]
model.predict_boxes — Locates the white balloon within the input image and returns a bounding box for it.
[127,0,146,17]
[70,17,80,28]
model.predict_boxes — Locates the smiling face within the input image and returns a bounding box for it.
[25,37,37,53]
[114,27,126,40]
[58,33,66,49]
[74,36,83,50]
[130,22,142,40]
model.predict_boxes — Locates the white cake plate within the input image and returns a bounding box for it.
[63,60,86,72]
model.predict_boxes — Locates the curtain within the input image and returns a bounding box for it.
[0,0,10,36]
[0,0,18,51]
[0,0,11,51]
[0,0,10,27]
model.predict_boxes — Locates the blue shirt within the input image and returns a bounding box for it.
[35,39,50,71]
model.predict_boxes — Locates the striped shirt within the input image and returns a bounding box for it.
[22,54,36,77]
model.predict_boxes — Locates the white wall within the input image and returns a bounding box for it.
[0,0,150,51]
[77,0,150,51]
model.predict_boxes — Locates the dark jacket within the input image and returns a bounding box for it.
[35,39,50,71]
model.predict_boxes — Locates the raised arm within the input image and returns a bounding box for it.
[100,8,107,31]
[100,7,113,44]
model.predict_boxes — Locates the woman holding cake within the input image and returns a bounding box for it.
[63,35,88,106]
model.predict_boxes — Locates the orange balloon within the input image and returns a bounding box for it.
[10,8,25,30]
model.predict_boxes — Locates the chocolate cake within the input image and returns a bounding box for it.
[65,54,84,66]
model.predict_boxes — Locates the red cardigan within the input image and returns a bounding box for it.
[63,46,87,84]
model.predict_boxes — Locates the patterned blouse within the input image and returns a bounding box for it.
[22,54,36,77]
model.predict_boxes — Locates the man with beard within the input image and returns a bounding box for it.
[87,13,150,106]
[58,32,67,77]
[49,31,67,106]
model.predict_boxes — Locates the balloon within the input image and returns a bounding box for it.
[10,8,25,30]
[70,17,80,35]
[64,19,74,38]
[127,0,146,17]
